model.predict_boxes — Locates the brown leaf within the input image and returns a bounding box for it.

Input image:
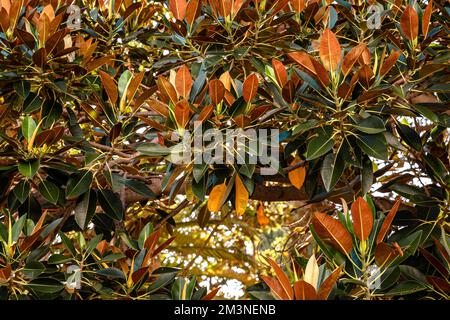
[426,276,450,293]
[265,257,294,300]
[358,64,374,89]
[290,0,306,14]
[374,243,398,267]
[209,79,225,105]
[400,6,419,41]
[218,0,233,17]
[0,264,11,282]
[433,237,450,265]
[8,0,23,32]
[131,267,148,284]
[376,199,401,244]
[85,55,114,72]
[380,50,401,76]
[272,58,288,87]
[351,197,373,241]
[15,29,35,49]
[201,287,221,300]
[127,71,145,102]
[32,48,47,69]
[341,43,366,76]
[317,266,342,300]
[36,13,51,44]
[197,205,211,229]
[198,104,214,122]
[311,212,353,255]
[45,28,68,55]
[157,76,178,105]
[242,73,258,102]
[319,28,341,72]
[99,71,118,106]
[175,65,193,99]
[233,114,250,128]
[261,275,290,300]
[174,99,192,129]
[358,46,371,66]
[231,0,244,17]
[422,0,433,39]
[288,51,329,86]
[0,8,9,33]
[288,51,316,74]
[169,0,187,20]
[282,80,296,103]
[147,98,170,118]
[419,247,449,278]
[293,280,317,300]
[185,0,201,26]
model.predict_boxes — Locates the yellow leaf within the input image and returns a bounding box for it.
[235,175,249,216]
[288,159,306,190]
[257,203,269,227]
[303,254,319,290]
[208,182,227,212]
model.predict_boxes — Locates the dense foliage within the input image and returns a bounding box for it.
[0,0,448,300]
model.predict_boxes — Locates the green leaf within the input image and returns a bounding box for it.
[12,214,27,242]
[171,278,187,300]
[27,278,65,294]
[385,281,427,296]
[306,126,334,160]
[399,265,427,284]
[13,180,30,204]
[59,231,77,257]
[138,222,154,249]
[98,189,124,221]
[22,116,37,141]
[361,157,373,195]
[193,162,208,183]
[292,119,320,135]
[48,254,73,264]
[376,267,400,291]
[239,163,256,178]
[86,234,103,256]
[353,116,386,134]
[66,171,93,199]
[356,134,388,160]
[14,81,30,98]
[396,123,422,151]
[18,159,40,179]
[148,271,178,293]
[74,190,97,229]
[321,152,345,191]
[118,70,132,97]
[22,261,46,279]
[125,179,156,199]
[23,93,43,113]
[38,180,60,205]
[423,153,448,182]
[137,143,171,157]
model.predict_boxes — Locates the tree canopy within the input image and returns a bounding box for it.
[0,0,449,300]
